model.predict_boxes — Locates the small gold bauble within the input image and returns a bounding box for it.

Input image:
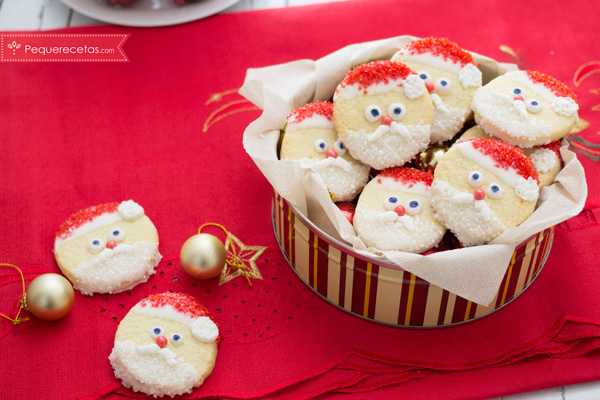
[417,143,449,171]
[180,233,227,280]
[25,273,74,321]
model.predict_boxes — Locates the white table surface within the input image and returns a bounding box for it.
[1,0,599,399]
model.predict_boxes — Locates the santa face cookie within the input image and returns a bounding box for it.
[54,200,162,295]
[430,139,540,246]
[333,60,433,170]
[392,37,482,144]
[353,167,446,253]
[280,102,370,202]
[472,70,579,148]
[109,292,219,398]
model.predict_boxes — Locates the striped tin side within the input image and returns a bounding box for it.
[273,192,553,328]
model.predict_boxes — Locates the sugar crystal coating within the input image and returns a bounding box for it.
[339,60,414,91]
[526,70,578,102]
[468,138,539,184]
[56,202,119,239]
[287,101,333,124]
[379,167,434,187]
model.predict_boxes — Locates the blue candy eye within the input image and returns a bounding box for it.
[435,78,452,94]
[109,228,126,242]
[511,87,526,97]
[525,98,543,113]
[486,183,503,199]
[384,196,399,210]
[468,171,484,187]
[417,71,432,82]
[387,103,406,121]
[87,238,105,254]
[513,88,521,94]
[151,326,164,339]
[313,139,328,153]
[365,105,383,122]
[405,199,423,215]
[171,333,184,346]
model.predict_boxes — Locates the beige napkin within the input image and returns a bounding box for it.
[240,35,587,306]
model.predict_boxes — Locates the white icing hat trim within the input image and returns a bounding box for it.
[286,114,335,131]
[132,303,219,342]
[377,176,430,196]
[392,51,463,74]
[118,200,145,221]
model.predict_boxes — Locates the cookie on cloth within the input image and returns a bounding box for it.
[457,126,563,190]
[53,200,162,295]
[471,70,579,148]
[333,60,433,170]
[280,102,370,202]
[391,37,482,144]
[430,138,540,246]
[109,292,219,398]
[353,167,446,253]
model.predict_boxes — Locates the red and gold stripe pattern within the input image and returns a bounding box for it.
[273,192,553,327]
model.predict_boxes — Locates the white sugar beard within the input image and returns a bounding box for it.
[429,96,469,143]
[300,157,370,202]
[109,340,201,398]
[472,88,551,148]
[71,241,161,295]
[343,124,431,170]
[430,180,506,246]
[353,205,445,253]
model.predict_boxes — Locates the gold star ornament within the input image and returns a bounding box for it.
[219,232,267,286]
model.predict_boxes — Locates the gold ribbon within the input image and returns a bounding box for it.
[198,223,253,286]
[0,263,29,325]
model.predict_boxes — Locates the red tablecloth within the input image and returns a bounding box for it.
[1,0,600,399]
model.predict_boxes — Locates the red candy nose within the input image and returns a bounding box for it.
[381,116,392,126]
[326,150,338,159]
[106,240,117,249]
[513,95,524,102]
[156,335,168,348]
[395,205,406,217]
[425,82,435,93]
[474,189,486,201]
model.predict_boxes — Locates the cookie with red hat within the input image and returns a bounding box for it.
[280,102,370,202]
[109,292,219,397]
[391,37,482,144]
[353,167,446,253]
[333,60,433,170]
[53,200,161,295]
[430,138,540,246]
[471,70,579,148]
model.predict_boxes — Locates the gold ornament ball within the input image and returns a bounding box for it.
[25,273,74,321]
[180,233,227,280]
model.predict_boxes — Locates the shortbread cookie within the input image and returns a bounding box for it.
[54,200,162,295]
[472,70,579,148]
[430,139,539,246]
[280,102,370,202]
[392,37,482,143]
[458,126,562,190]
[354,167,446,253]
[333,60,433,170]
[109,292,219,398]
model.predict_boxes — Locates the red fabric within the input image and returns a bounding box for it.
[1,0,600,399]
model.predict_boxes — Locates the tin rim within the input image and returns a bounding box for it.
[272,196,552,329]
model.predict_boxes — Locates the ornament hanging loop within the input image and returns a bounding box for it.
[0,263,30,325]
[198,223,253,286]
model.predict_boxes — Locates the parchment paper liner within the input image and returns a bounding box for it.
[241,35,587,306]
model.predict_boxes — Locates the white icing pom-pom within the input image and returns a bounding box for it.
[530,148,557,173]
[459,63,482,89]
[552,97,579,117]
[403,74,426,99]
[118,200,145,221]
[515,177,539,201]
[191,316,219,342]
